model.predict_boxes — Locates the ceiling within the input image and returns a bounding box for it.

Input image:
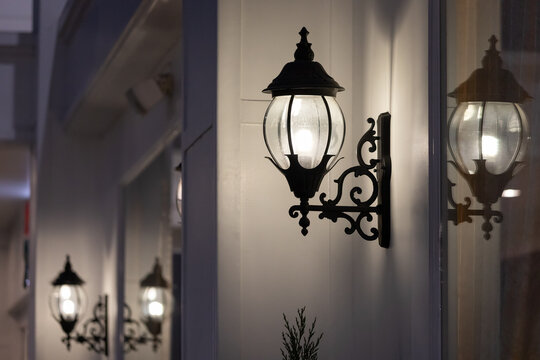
[0,144,30,240]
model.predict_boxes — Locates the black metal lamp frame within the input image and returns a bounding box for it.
[263,27,391,247]
[51,256,109,356]
[447,35,530,240]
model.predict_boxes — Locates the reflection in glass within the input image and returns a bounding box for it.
[448,102,528,175]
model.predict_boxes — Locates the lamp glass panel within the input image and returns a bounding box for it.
[289,95,329,169]
[449,101,527,174]
[449,102,483,174]
[263,95,291,169]
[482,102,526,173]
[515,103,529,160]
[140,286,167,320]
[49,284,87,322]
[325,96,346,168]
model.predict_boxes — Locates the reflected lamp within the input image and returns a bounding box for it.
[139,258,169,350]
[448,35,531,239]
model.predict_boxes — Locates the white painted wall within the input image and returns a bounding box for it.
[217,0,432,359]
[352,1,430,358]
[0,0,33,32]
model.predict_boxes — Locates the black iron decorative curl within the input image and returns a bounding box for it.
[123,303,161,353]
[289,112,391,248]
[447,178,503,240]
[61,295,109,356]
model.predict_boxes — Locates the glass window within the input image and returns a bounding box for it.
[445,1,540,358]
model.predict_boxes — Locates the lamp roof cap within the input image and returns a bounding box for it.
[449,35,531,103]
[263,27,344,97]
[51,255,85,286]
[140,258,169,288]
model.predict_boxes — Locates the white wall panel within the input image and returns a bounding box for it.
[240,0,331,100]
[240,123,332,359]
[0,0,33,32]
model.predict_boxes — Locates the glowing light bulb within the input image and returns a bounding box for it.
[482,135,499,158]
[147,287,157,301]
[148,301,164,317]
[59,285,72,300]
[295,129,314,153]
[61,299,75,316]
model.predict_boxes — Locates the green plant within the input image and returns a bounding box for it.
[280,307,323,360]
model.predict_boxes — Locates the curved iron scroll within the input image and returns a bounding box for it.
[447,178,503,240]
[289,112,391,248]
[62,295,109,356]
[123,303,161,353]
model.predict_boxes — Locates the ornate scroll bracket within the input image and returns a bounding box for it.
[289,112,391,248]
[123,303,162,353]
[63,295,109,356]
[447,178,503,240]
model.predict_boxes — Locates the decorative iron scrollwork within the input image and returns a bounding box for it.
[123,303,161,353]
[447,178,503,240]
[63,295,108,356]
[289,112,391,248]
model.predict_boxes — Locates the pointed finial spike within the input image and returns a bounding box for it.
[482,34,502,69]
[488,35,498,50]
[299,27,309,41]
[294,27,314,62]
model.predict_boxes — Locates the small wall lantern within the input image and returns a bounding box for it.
[124,258,169,352]
[263,27,391,247]
[49,255,108,355]
[448,35,531,239]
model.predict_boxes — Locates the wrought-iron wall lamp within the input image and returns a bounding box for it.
[262,27,391,247]
[49,255,108,355]
[124,258,169,353]
[447,35,531,239]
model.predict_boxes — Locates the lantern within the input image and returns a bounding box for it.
[263,27,345,201]
[447,35,531,239]
[49,255,87,343]
[261,27,391,245]
[139,258,169,344]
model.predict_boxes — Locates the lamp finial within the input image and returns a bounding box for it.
[482,34,502,70]
[294,27,314,62]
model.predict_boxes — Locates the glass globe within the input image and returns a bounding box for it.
[49,284,87,322]
[263,95,345,170]
[448,101,529,175]
[139,286,167,321]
